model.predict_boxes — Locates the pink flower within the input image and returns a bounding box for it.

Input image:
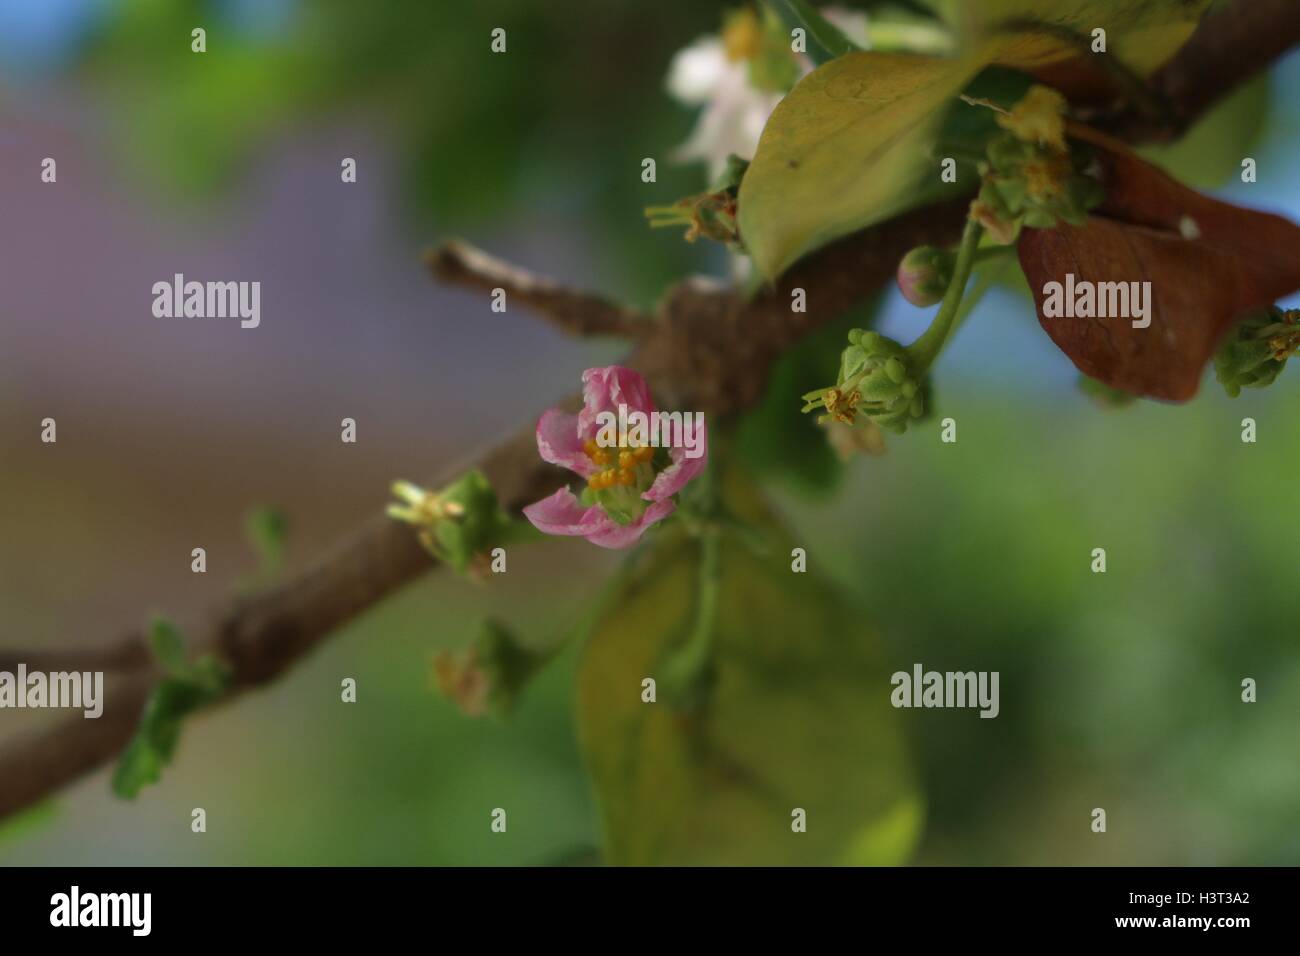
[523,366,708,549]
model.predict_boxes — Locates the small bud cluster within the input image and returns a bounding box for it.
[802,330,925,434]
[971,86,1104,245]
[1215,307,1300,397]
[645,154,749,247]
[388,471,513,574]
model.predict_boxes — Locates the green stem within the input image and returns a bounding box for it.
[670,531,721,699]
[906,217,983,371]
[660,467,722,708]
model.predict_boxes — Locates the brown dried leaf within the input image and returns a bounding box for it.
[1018,128,1300,400]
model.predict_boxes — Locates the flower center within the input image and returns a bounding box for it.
[584,438,655,492]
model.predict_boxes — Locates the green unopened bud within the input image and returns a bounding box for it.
[1215,307,1300,397]
[802,330,925,434]
[971,86,1105,243]
[897,246,956,307]
[387,470,514,575]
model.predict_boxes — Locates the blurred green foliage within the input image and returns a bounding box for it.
[86,0,734,304]
[243,506,289,577]
[780,384,1300,865]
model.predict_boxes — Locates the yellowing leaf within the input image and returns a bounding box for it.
[577,470,919,865]
[738,51,981,280]
[740,0,1211,279]
[927,0,1209,75]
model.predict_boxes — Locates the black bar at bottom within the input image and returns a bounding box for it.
[0,866,1279,942]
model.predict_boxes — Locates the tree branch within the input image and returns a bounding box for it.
[0,420,564,820]
[426,240,652,338]
[1096,0,1300,143]
[1,0,1293,822]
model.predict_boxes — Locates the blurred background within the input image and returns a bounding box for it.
[1,0,1297,865]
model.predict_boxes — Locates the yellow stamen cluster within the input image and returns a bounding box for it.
[823,387,862,426]
[585,439,654,491]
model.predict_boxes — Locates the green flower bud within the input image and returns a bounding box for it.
[387,470,514,575]
[896,245,956,307]
[802,330,925,434]
[1215,307,1300,397]
[973,97,1105,244]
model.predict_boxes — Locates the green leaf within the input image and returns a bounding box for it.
[111,682,184,799]
[738,51,983,280]
[111,668,229,799]
[113,620,231,799]
[244,506,289,575]
[762,0,859,65]
[739,1,1211,279]
[111,731,168,799]
[577,468,920,865]
[148,615,188,675]
[921,0,1210,75]
[841,792,926,865]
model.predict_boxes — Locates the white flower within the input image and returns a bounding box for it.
[666,36,785,181]
[665,8,872,181]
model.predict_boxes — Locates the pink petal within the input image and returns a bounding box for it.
[583,499,677,549]
[578,366,655,437]
[644,419,708,502]
[536,409,595,478]
[522,488,599,536]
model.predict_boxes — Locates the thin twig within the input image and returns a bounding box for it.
[426,240,652,339]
